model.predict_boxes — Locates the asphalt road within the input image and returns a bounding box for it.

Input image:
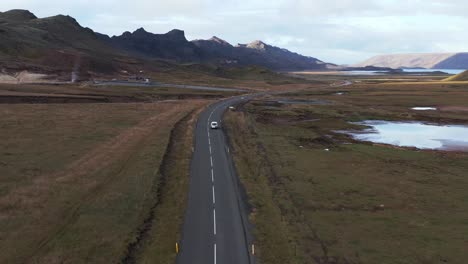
[176,81,351,264]
[94,81,246,92]
[177,96,255,264]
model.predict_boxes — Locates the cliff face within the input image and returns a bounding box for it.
[109,28,202,61]
[355,53,468,69]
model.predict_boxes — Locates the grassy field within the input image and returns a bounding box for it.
[0,83,242,103]
[0,66,322,263]
[0,97,208,263]
[225,81,468,263]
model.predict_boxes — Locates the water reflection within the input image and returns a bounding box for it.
[412,107,437,111]
[344,121,468,151]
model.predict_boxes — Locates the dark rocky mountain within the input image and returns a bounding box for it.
[108,31,332,70]
[0,9,333,77]
[0,9,37,21]
[192,37,236,61]
[192,37,332,70]
[0,9,128,77]
[107,28,202,62]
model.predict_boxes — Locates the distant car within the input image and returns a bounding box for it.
[210,121,220,129]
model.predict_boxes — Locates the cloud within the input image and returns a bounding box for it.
[1,0,468,64]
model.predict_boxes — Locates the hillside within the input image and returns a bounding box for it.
[355,53,468,69]
[0,9,132,79]
[444,70,468,81]
[106,28,203,62]
[105,31,333,70]
[192,37,333,70]
[0,9,333,81]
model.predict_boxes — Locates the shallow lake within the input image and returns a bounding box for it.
[403,69,465,75]
[343,69,465,75]
[412,107,437,111]
[276,99,330,105]
[342,121,468,151]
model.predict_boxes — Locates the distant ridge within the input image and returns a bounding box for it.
[192,38,334,70]
[355,53,468,69]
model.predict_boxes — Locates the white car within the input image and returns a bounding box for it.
[210,121,220,129]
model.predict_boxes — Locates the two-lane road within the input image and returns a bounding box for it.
[177,96,254,264]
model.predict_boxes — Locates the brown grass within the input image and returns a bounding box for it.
[225,80,468,263]
[0,100,208,263]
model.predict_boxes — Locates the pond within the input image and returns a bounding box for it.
[342,121,468,151]
[412,107,437,111]
[276,99,330,105]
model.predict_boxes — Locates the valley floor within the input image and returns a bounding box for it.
[225,80,468,263]
[0,84,213,263]
[2,72,468,263]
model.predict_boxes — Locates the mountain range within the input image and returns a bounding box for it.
[355,53,468,69]
[101,27,332,70]
[0,9,333,79]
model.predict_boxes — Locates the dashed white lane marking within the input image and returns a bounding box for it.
[208,109,215,121]
[212,185,216,204]
[213,209,217,235]
[208,102,224,121]
[207,102,230,264]
[214,243,217,264]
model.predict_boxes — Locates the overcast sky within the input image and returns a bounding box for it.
[2,0,467,64]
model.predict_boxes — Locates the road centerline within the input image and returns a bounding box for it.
[212,185,216,204]
[214,243,217,264]
[213,209,217,235]
[178,98,253,264]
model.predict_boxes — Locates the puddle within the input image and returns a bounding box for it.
[412,107,437,111]
[276,99,330,105]
[341,120,468,151]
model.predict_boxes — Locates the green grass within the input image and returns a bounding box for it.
[225,82,468,263]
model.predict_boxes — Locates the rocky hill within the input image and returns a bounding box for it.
[0,9,333,80]
[105,28,203,62]
[104,31,333,70]
[0,9,130,79]
[192,37,332,70]
[355,53,468,69]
